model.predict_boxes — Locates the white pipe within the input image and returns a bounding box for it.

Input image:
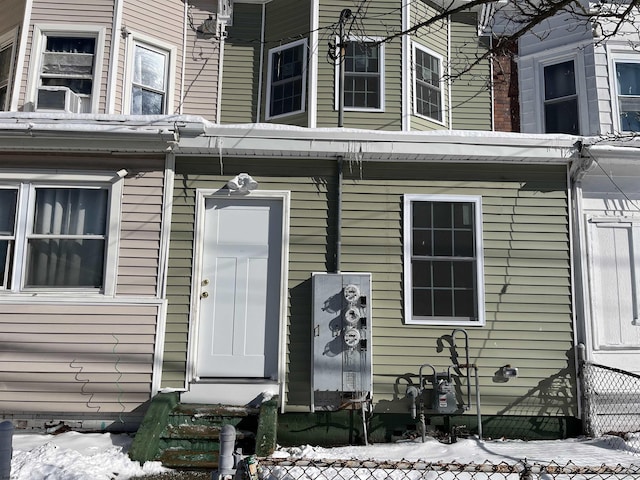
[256,4,266,122]
[179,0,187,114]
[216,25,225,124]
[308,0,319,128]
[401,0,409,131]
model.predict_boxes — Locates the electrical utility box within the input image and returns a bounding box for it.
[311,272,372,411]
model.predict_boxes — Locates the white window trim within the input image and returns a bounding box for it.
[26,24,106,113]
[533,52,588,135]
[402,194,485,326]
[608,45,640,134]
[0,171,123,297]
[123,31,176,115]
[411,42,445,126]
[265,39,307,120]
[0,28,18,111]
[334,36,385,113]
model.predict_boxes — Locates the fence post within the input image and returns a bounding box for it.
[519,459,534,480]
[0,420,13,480]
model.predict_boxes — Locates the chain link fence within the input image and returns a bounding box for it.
[255,458,640,480]
[581,361,640,453]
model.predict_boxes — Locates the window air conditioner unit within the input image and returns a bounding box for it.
[36,87,82,113]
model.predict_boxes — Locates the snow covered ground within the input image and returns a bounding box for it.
[6,431,640,480]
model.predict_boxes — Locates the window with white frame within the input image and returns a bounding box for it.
[615,61,640,132]
[130,42,170,115]
[0,31,16,111]
[340,39,384,110]
[403,194,485,326]
[0,175,121,294]
[413,43,443,122]
[267,40,306,119]
[35,33,100,113]
[543,60,579,134]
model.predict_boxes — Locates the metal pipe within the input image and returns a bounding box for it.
[474,365,482,440]
[336,155,343,273]
[337,9,351,128]
[0,420,13,480]
[451,328,471,410]
[216,424,237,478]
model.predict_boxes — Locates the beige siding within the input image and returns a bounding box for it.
[262,0,310,126]
[20,0,115,112]
[0,302,159,414]
[450,12,492,130]
[0,0,24,34]
[166,158,575,418]
[316,0,402,130]
[220,3,262,124]
[181,0,220,120]
[410,0,449,130]
[121,0,184,114]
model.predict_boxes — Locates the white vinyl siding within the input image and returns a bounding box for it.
[403,194,485,326]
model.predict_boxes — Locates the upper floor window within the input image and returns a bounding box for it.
[543,60,579,134]
[413,43,443,123]
[266,40,307,119]
[30,26,105,114]
[125,34,174,115]
[0,30,16,111]
[615,62,640,132]
[403,194,485,326]
[0,173,122,295]
[338,39,384,111]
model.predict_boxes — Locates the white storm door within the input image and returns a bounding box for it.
[196,197,283,378]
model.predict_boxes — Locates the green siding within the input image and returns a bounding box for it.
[410,0,450,130]
[316,1,402,129]
[450,12,492,130]
[220,3,262,123]
[263,0,311,126]
[164,158,575,418]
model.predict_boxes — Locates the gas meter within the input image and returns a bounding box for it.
[433,375,457,414]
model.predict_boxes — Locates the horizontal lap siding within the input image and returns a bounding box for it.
[117,167,164,296]
[122,0,184,115]
[221,3,262,123]
[28,0,115,112]
[316,0,402,130]
[337,163,573,417]
[0,303,159,414]
[450,12,491,130]
[168,158,574,418]
[164,158,335,389]
[410,0,449,130]
[182,0,220,120]
[263,0,310,126]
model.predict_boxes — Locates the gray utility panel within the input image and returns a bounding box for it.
[311,272,372,411]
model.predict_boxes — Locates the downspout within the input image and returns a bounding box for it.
[401,0,409,131]
[336,155,343,273]
[106,0,123,113]
[216,23,225,124]
[308,0,319,128]
[10,0,33,111]
[447,14,452,129]
[256,3,266,122]
[179,0,187,114]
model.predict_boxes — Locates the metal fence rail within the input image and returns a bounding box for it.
[581,361,640,452]
[256,458,640,480]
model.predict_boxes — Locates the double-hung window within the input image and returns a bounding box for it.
[615,62,640,132]
[266,40,306,119]
[0,174,121,294]
[413,43,443,123]
[130,42,170,115]
[340,39,384,110]
[30,26,105,113]
[0,30,16,111]
[543,60,579,134]
[403,194,485,326]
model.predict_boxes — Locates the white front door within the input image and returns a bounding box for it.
[195,196,283,379]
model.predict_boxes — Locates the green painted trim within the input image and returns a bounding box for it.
[255,396,279,456]
[128,392,180,462]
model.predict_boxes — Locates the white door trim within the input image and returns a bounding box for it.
[186,189,290,409]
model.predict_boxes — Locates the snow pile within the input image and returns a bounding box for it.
[10,431,167,480]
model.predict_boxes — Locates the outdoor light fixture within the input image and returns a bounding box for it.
[227,173,258,193]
